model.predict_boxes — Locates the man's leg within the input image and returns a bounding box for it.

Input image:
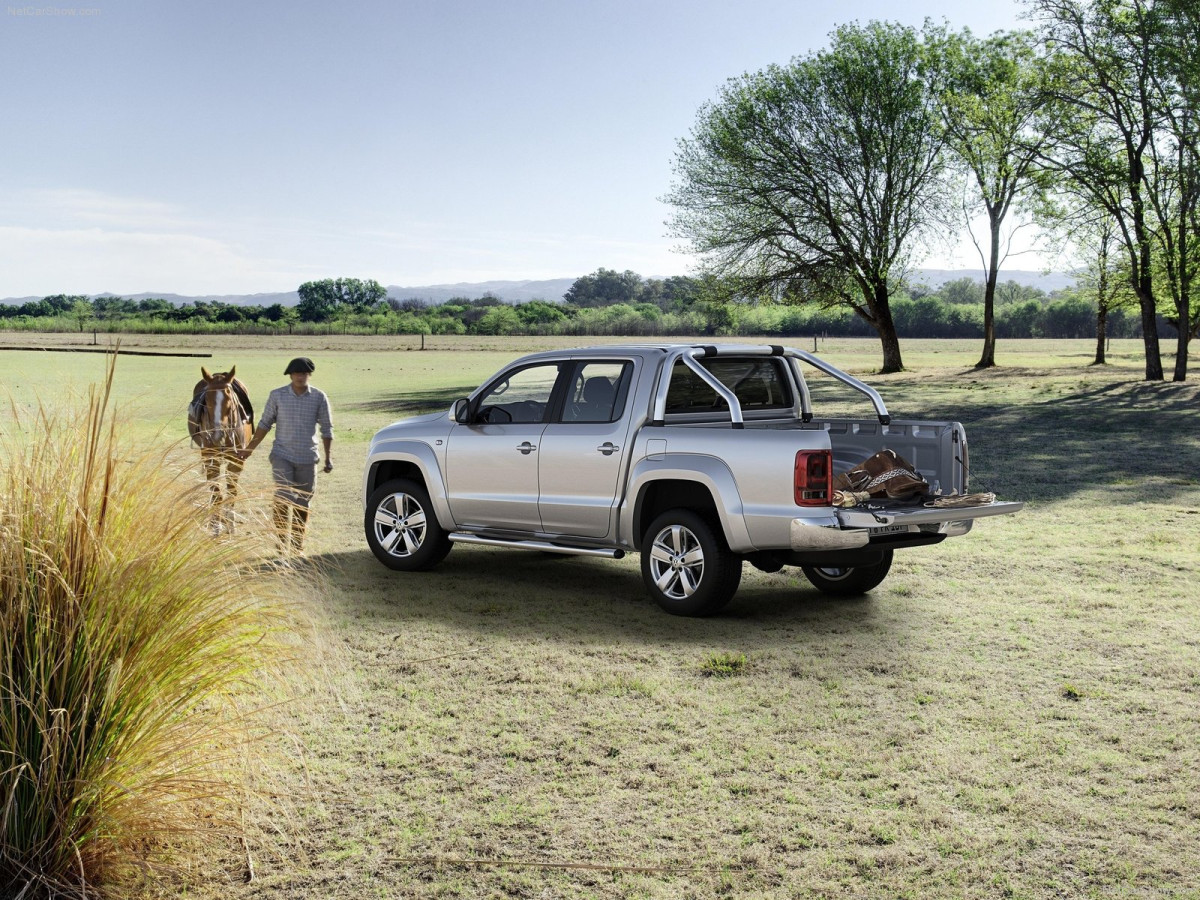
[291,506,309,552]
[270,456,295,553]
[289,463,317,552]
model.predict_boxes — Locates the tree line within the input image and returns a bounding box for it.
[0,269,1168,347]
[666,0,1199,379]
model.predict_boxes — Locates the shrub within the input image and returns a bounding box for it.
[0,362,308,897]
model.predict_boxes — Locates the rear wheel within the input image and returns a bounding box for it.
[365,478,452,571]
[801,550,893,596]
[641,509,741,617]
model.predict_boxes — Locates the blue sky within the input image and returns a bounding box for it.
[1,0,1039,297]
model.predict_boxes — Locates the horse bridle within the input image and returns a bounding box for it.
[202,376,248,449]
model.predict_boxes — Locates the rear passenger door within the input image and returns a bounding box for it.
[537,360,637,539]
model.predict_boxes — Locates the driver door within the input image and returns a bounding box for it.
[445,362,564,532]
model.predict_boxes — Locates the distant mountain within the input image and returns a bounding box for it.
[98,290,302,307]
[0,269,1076,308]
[385,278,577,305]
[910,269,1077,293]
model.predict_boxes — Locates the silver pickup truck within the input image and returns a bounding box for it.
[362,344,1021,616]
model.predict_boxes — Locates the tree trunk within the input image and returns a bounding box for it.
[1173,280,1191,381]
[1174,328,1189,382]
[975,215,1002,370]
[877,323,904,374]
[870,283,904,373]
[1131,184,1164,381]
[1136,273,1164,381]
[1094,305,1108,365]
[1094,246,1109,366]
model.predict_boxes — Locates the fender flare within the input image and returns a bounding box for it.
[623,454,752,552]
[364,440,455,531]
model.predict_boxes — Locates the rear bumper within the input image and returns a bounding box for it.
[790,517,870,551]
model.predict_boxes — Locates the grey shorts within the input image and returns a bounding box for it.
[270,455,316,508]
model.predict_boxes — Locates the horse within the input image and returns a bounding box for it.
[187,366,254,532]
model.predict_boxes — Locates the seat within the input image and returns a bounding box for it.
[577,376,616,421]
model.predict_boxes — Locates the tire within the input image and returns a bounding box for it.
[641,509,742,617]
[801,549,893,596]
[365,478,452,571]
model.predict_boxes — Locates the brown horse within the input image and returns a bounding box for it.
[188,366,253,532]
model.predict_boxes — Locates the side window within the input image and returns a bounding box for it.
[475,363,561,424]
[562,362,630,423]
[664,358,792,413]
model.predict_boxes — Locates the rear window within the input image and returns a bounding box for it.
[665,358,793,413]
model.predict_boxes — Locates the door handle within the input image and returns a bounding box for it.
[596,442,620,456]
[516,441,537,454]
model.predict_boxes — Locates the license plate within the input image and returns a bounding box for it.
[869,524,908,536]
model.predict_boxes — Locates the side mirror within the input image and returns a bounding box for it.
[453,398,472,424]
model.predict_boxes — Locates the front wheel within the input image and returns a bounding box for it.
[365,478,452,571]
[641,509,741,617]
[801,550,893,596]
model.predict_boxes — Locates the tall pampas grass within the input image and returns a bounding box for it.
[0,360,309,898]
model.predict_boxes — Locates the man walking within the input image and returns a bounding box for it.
[241,357,333,554]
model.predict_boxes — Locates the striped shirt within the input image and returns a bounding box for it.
[258,383,334,464]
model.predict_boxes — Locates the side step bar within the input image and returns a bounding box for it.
[449,532,625,559]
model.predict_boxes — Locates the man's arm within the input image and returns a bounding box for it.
[239,393,275,459]
[319,393,333,472]
[242,425,271,458]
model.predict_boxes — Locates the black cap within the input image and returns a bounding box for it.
[284,357,315,375]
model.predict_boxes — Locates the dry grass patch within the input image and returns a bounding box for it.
[0,362,320,897]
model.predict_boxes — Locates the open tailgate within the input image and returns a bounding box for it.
[836,500,1024,529]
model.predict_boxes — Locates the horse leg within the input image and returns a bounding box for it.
[223,452,246,533]
[202,452,224,533]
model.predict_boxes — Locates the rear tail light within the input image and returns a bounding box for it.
[794,449,831,506]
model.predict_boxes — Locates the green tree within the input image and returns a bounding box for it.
[1038,184,1139,363]
[938,28,1054,368]
[940,277,986,305]
[136,298,173,317]
[42,294,88,316]
[297,278,387,321]
[339,278,387,312]
[659,275,704,311]
[1031,0,1198,380]
[473,305,521,335]
[70,299,93,332]
[995,281,1047,305]
[564,269,644,307]
[91,296,137,320]
[297,280,338,321]
[1148,0,1200,377]
[515,300,567,328]
[666,21,952,372]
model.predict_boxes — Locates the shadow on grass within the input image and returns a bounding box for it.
[306,547,890,648]
[350,385,479,416]
[881,376,1200,504]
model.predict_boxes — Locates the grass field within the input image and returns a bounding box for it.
[2,333,1198,899]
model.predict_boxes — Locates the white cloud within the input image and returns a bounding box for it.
[0,188,696,298]
[0,226,295,296]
